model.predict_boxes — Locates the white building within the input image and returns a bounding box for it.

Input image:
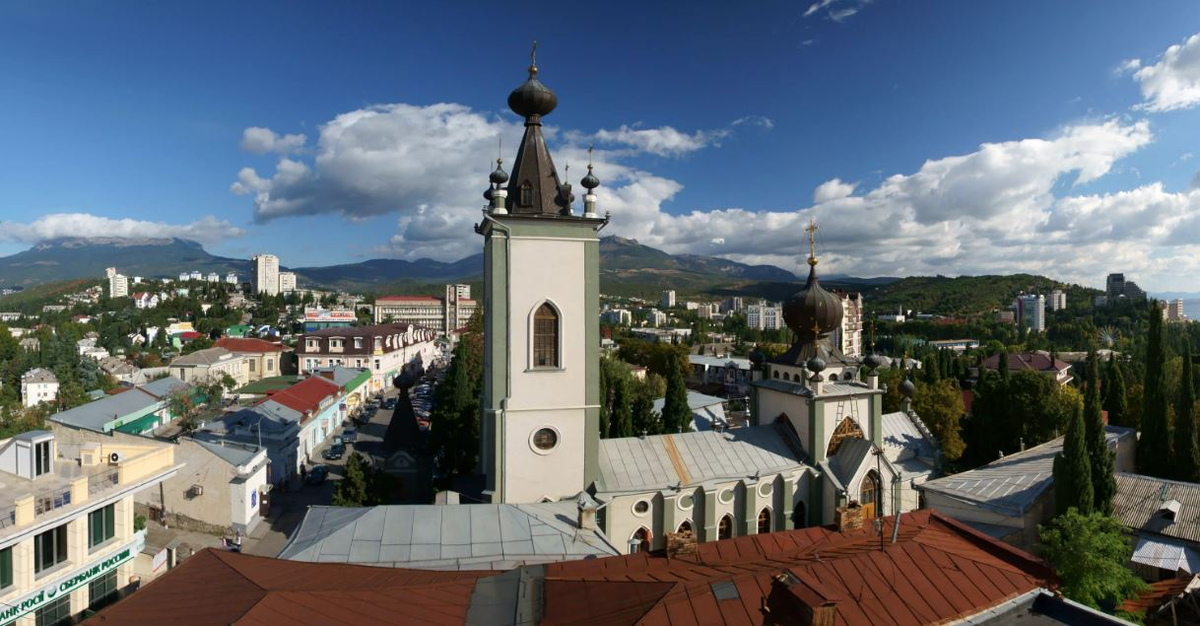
[225,272,239,285]
[20,368,59,408]
[105,267,128,299]
[168,348,248,387]
[835,292,863,358]
[746,303,783,330]
[278,271,297,293]
[373,285,477,333]
[296,323,436,394]
[647,309,667,327]
[131,292,159,309]
[0,430,179,625]
[1049,289,1067,311]
[188,271,202,281]
[1014,294,1046,333]
[661,290,676,309]
[206,272,220,283]
[1167,299,1186,321]
[253,254,280,296]
[600,309,632,325]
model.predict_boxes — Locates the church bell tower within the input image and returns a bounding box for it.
[477,46,607,503]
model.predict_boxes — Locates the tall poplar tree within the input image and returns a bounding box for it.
[1053,403,1093,515]
[661,359,692,433]
[1102,353,1127,427]
[1175,341,1199,483]
[1083,347,1116,514]
[1138,307,1171,478]
[610,378,634,438]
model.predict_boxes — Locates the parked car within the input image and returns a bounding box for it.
[342,428,357,444]
[384,398,397,410]
[307,464,329,485]
[323,443,346,461]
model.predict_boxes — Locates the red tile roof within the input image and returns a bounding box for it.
[982,352,1070,374]
[84,549,482,626]
[215,337,289,353]
[267,376,340,415]
[1119,574,1197,615]
[540,509,1055,626]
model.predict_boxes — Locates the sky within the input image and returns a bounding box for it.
[1,1,1200,292]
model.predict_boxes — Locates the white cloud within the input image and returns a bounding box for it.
[0,213,244,245]
[802,0,869,22]
[239,127,307,154]
[813,178,856,203]
[593,124,727,157]
[1128,32,1200,112]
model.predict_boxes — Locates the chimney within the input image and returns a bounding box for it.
[665,529,698,559]
[769,572,839,626]
[834,502,864,533]
[575,491,599,531]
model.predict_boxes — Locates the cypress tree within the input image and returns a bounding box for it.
[662,359,692,433]
[1175,341,1199,483]
[1084,347,1116,513]
[997,349,1009,380]
[925,351,941,383]
[1102,352,1127,427]
[1053,403,1093,515]
[1139,307,1172,478]
[610,378,634,438]
[631,391,656,435]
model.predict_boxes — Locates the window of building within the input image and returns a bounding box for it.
[35,440,51,476]
[354,337,363,349]
[34,524,68,574]
[718,515,734,540]
[88,569,119,612]
[860,470,880,520]
[757,508,772,534]
[0,546,11,590]
[266,358,274,372]
[631,527,651,554]
[532,428,558,451]
[533,303,559,368]
[249,360,256,373]
[89,504,116,550]
[35,595,72,626]
[520,181,534,207]
[676,519,693,535]
[632,500,650,516]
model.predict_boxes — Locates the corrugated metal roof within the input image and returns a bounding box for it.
[921,426,1134,516]
[651,391,728,430]
[688,354,752,370]
[1114,472,1200,545]
[595,424,803,493]
[50,387,159,432]
[278,502,618,570]
[1130,535,1200,572]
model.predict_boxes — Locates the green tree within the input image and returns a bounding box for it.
[610,378,634,438]
[631,388,657,436]
[1103,352,1128,427]
[181,337,214,354]
[1038,509,1145,609]
[911,379,966,461]
[1139,307,1171,478]
[1176,341,1199,483]
[661,359,691,433]
[332,452,369,507]
[1053,404,1093,514]
[1083,347,1117,513]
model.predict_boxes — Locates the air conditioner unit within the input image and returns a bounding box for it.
[108,451,124,464]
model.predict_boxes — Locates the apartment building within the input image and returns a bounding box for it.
[167,348,248,387]
[20,369,58,409]
[373,285,476,333]
[746,303,783,330]
[252,254,279,296]
[104,268,128,300]
[835,291,863,357]
[295,323,437,394]
[0,430,178,625]
[278,272,297,293]
[1049,289,1067,311]
[661,290,676,309]
[213,338,290,383]
[1014,294,1046,332]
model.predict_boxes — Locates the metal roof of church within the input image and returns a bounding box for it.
[594,424,804,494]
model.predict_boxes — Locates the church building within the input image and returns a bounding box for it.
[478,50,939,552]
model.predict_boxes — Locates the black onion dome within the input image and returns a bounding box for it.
[806,356,826,373]
[581,164,600,190]
[489,160,509,184]
[508,66,557,119]
[483,186,494,201]
[783,265,844,340]
[864,354,887,370]
[899,378,916,398]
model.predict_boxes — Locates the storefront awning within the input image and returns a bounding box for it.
[115,413,160,435]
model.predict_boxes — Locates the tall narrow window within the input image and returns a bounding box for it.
[0,546,12,590]
[35,440,50,476]
[676,520,693,536]
[631,527,651,554]
[757,508,772,534]
[34,524,68,574]
[89,504,116,550]
[860,470,880,520]
[718,515,734,540]
[520,181,534,207]
[533,303,559,368]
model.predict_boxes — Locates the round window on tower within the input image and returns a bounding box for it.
[530,427,559,454]
[632,500,650,516]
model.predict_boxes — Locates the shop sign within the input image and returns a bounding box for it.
[0,534,141,623]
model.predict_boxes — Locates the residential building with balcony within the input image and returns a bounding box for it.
[167,348,248,387]
[746,303,783,330]
[252,254,279,296]
[213,338,290,383]
[0,430,179,625]
[295,323,436,394]
[20,369,58,409]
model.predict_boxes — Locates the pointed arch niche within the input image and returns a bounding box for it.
[529,301,562,369]
[826,418,864,457]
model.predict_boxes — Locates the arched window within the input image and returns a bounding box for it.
[782,372,791,382]
[676,519,693,536]
[757,508,772,534]
[826,418,865,457]
[773,370,779,379]
[718,514,734,540]
[533,303,559,368]
[520,181,534,207]
[860,470,880,520]
[792,501,807,529]
[631,527,651,554]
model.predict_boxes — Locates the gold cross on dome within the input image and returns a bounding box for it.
[806,218,819,265]
[812,321,822,338]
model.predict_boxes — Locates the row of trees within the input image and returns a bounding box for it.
[1136,309,1200,481]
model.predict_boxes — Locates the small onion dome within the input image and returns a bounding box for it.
[864,354,887,370]
[748,346,765,367]
[783,264,844,340]
[508,65,557,119]
[483,186,494,202]
[806,356,826,373]
[489,160,509,185]
[899,378,916,398]
[581,164,600,190]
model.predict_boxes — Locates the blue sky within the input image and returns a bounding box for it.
[2,1,1200,291]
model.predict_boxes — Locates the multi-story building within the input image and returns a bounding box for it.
[213,338,290,383]
[131,292,158,309]
[277,272,297,293]
[1106,273,1146,303]
[252,254,280,296]
[746,303,783,330]
[167,348,249,387]
[188,271,202,281]
[373,285,477,333]
[1049,289,1067,311]
[722,296,744,313]
[1013,294,1046,332]
[1166,299,1186,322]
[205,273,219,283]
[600,309,632,326]
[225,272,238,285]
[20,369,58,408]
[105,268,128,299]
[647,309,667,327]
[834,292,863,357]
[661,290,676,309]
[0,429,179,625]
[295,323,437,394]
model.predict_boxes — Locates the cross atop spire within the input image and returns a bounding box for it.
[529,40,538,76]
[806,218,819,267]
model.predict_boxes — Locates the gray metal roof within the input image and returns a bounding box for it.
[651,391,728,431]
[920,426,1134,516]
[595,424,804,493]
[139,375,188,398]
[21,368,57,384]
[1114,472,1200,545]
[50,388,159,432]
[881,411,936,460]
[688,354,752,370]
[190,437,263,468]
[278,502,618,570]
[170,347,238,367]
[825,437,874,488]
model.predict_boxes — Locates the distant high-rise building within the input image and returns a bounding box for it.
[1013,294,1046,332]
[1169,299,1186,321]
[746,303,783,330]
[253,254,280,295]
[278,272,297,293]
[225,272,239,285]
[1049,289,1066,311]
[1105,272,1146,303]
[722,296,744,313]
[835,292,864,357]
[661,290,676,309]
[206,272,220,283]
[105,267,128,298]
